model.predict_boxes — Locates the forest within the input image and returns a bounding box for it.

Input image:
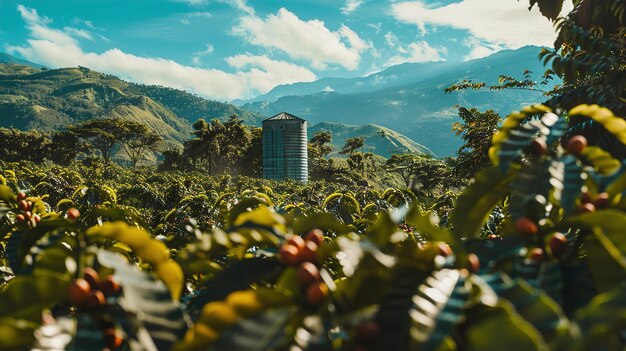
[0,0,625,350]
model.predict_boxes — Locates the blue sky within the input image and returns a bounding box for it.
[0,0,570,101]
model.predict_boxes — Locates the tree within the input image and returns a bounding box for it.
[159,149,191,171]
[385,154,450,196]
[48,130,91,166]
[185,118,226,175]
[182,116,252,175]
[452,108,501,179]
[238,127,263,177]
[0,128,50,163]
[385,154,420,188]
[70,118,161,166]
[339,136,365,156]
[446,0,625,156]
[122,129,163,168]
[309,131,334,159]
[221,115,252,174]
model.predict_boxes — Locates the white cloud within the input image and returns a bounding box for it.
[462,37,503,60]
[390,0,573,49]
[9,5,316,100]
[233,8,369,70]
[341,0,364,15]
[367,22,382,34]
[226,54,316,93]
[384,31,400,48]
[191,44,215,65]
[339,25,372,51]
[388,41,445,65]
[173,0,208,5]
[226,0,255,15]
[181,11,212,25]
[63,27,94,41]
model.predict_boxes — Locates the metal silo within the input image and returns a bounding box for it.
[262,112,308,182]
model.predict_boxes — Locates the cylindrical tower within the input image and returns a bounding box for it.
[262,112,308,182]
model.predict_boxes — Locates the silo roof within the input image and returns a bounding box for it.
[264,112,306,122]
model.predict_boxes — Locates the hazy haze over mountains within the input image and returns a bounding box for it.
[240,46,552,156]
[0,56,433,158]
[0,44,551,158]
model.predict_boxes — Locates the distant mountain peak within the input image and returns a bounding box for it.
[0,53,47,69]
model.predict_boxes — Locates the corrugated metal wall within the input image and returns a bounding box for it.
[262,119,308,182]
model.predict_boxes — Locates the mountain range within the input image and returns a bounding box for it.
[239,45,552,156]
[0,59,262,150]
[0,56,430,158]
[0,46,551,159]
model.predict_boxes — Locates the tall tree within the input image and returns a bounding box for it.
[447,0,625,156]
[386,154,450,196]
[221,115,252,174]
[49,130,91,166]
[452,108,500,179]
[340,136,365,157]
[186,118,226,175]
[122,129,163,167]
[238,127,263,177]
[309,131,334,159]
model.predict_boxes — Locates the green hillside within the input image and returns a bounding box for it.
[0,57,435,160]
[309,122,434,158]
[0,60,264,149]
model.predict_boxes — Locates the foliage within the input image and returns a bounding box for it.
[385,154,452,196]
[451,107,501,179]
[446,0,626,157]
[0,100,624,350]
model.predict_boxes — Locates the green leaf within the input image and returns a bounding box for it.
[559,257,597,317]
[330,236,397,311]
[0,270,70,321]
[464,302,549,351]
[583,230,626,293]
[489,105,552,167]
[528,0,564,21]
[212,307,299,351]
[559,155,584,216]
[452,166,517,240]
[580,146,621,175]
[185,258,283,321]
[409,269,471,351]
[558,285,626,351]
[291,212,352,236]
[405,205,455,245]
[66,314,107,351]
[510,259,564,305]
[569,104,626,145]
[478,274,569,343]
[0,185,16,205]
[97,250,190,350]
[565,210,626,292]
[370,274,426,350]
[0,318,39,350]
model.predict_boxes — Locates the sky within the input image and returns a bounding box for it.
[0,0,571,101]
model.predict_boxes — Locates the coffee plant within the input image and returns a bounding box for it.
[0,104,625,350]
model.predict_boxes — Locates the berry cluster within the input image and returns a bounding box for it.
[515,216,569,261]
[579,191,610,213]
[279,229,328,305]
[67,268,121,308]
[15,192,40,227]
[67,268,122,349]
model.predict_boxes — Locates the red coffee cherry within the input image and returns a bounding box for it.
[567,135,587,155]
